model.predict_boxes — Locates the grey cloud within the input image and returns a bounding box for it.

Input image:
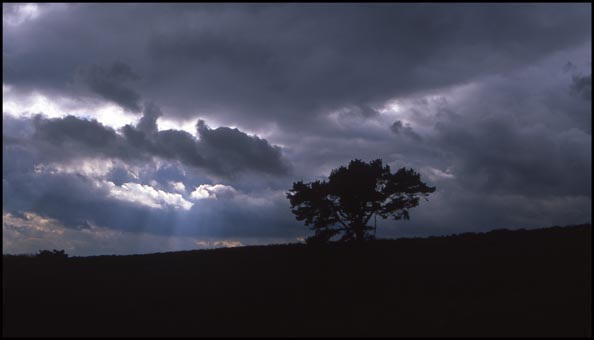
[375,186,592,240]
[272,50,591,235]
[358,106,380,119]
[3,4,590,129]
[401,57,592,199]
[32,114,122,158]
[137,101,162,133]
[3,140,300,238]
[432,115,591,197]
[196,120,289,176]
[12,105,290,178]
[2,115,36,145]
[390,120,422,141]
[2,4,591,255]
[106,166,137,186]
[150,129,206,168]
[3,113,295,241]
[142,4,591,128]
[76,62,142,112]
[571,73,592,101]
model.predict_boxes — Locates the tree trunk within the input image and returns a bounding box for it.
[354,223,365,243]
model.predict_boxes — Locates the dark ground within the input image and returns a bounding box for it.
[3,224,592,337]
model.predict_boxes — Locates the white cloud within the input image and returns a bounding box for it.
[34,158,118,178]
[92,104,138,129]
[157,117,199,135]
[28,158,198,210]
[170,181,186,193]
[105,181,194,210]
[423,166,455,181]
[3,91,71,119]
[3,3,41,27]
[2,89,137,129]
[190,184,237,200]
[3,211,65,235]
[189,184,281,209]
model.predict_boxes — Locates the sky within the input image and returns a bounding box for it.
[2,3,591,256]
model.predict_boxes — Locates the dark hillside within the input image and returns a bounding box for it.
[3,224,591,337]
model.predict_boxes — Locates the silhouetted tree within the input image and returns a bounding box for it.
[287,159,435,243]
[36,249,68,260]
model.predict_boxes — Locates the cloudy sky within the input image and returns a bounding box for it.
[3,3,591,256]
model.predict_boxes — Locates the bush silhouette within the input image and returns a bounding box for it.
[287,159,435,243]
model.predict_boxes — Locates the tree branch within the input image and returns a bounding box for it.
[333,211,350,230]
[363,210,375,226]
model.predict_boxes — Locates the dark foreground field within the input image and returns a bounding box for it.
[3,224,592,337]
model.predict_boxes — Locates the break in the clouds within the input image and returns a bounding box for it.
[3,3,591,255]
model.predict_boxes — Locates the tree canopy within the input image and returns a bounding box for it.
[287,159,435,243]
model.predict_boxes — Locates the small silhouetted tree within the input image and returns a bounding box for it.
[36,249,68,260]
[287,159,435,244]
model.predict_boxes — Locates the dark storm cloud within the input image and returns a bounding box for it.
[3,4,590,128]
[196,120,289,176]
[273,52,591,236]
[571,73,592,101]
[431,112,591,197]
[2,4,591,254]
[32,114,123,160]
[397,58,592,200]
[136,101,162,133]
[10,105,289,178]
[390,120,421,141]
[4,112,291,242]
[3,113,297,238]
[76,62,142,112]
[141,3,591,127]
